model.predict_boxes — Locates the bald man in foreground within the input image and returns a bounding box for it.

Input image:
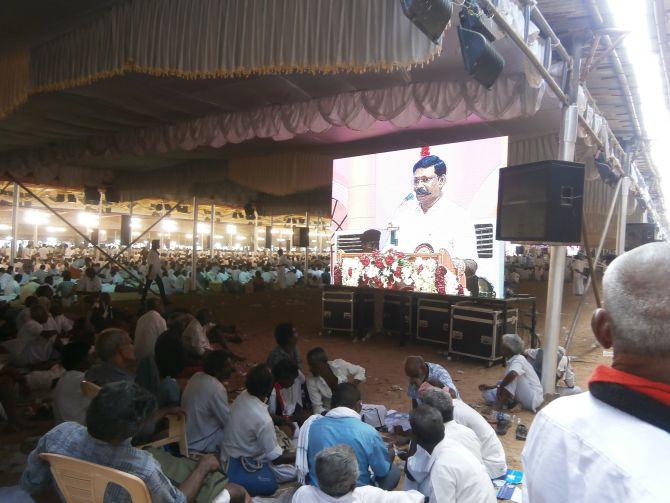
[522,242,670,502]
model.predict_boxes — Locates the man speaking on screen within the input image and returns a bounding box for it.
[387,150,478,264]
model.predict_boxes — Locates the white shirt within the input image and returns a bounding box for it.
[181,372,230,454]
[453,400,507,479]
[428,439,496,503]
[222,390,282,461]
[444,421,483,467]
[133,310,167,360]
[292,485,425,503]
[503,354,544,412]
[269,371,306,416]
[522,391,670,503]
[77,275,101,293]
[53,370,90,425]
[182,318,212,357]
[389,193,477,259]
[307,359,367,414]
[146,250,162,280]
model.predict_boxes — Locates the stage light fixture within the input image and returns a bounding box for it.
[244,202,255,220]
[400,0,453,44]
[67,194,77,203]
[457,1,504,89]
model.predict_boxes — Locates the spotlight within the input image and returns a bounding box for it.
[458,1,504,89]
[67,194,77,203]
[400,0,453,44]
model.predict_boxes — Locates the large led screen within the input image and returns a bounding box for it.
[331,137,507,298]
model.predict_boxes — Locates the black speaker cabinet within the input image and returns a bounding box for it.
[496,160,585,244]
[625,223,657,251]
[322,290,374,334]
[84,186,101,205]
[382,292,415,335]
[120,215,132,245]
[293,227,309,248]
[90,229,99,246]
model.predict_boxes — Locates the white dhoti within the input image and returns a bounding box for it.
[572,272,585,295]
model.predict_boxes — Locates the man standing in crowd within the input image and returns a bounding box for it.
[141,239,168,305]
[523,242,670,502]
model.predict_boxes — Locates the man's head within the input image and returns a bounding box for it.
[307,346,329,376]
[331,382,362,413]
[421,387,454,423]
[195,308,214,325]
[412,155,447,210]
[85,267,96,279]
[593,242,670,370]
[29,304,49,324]
[146,297,163,314]
[404,355,428,387]
[95,328,135,367]
[272,359,299,389]
[154,332,186,379]
[61,342,91,372]
[274,322,297,350]
[151,239,160,251]
[86,382,157,444]
[315,445,359,498]
[501,333,524,359]
[245,364,274,400]
[410,405,446,454]
[203,350,234,381]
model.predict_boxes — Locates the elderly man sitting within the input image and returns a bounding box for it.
[479,334,544,412]
[410,405,495,503]
[293,445,425,503]
[21,381,249,503]
[86,328,136,385]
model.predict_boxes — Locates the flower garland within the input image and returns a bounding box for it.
[334,250,465,295]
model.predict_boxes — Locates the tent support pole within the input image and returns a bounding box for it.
[564,177,623,351]
[10,183,19,266]
[191,198,198,291]
[210,203,215,259]
[616,177,631,255]
[305,211,310,280]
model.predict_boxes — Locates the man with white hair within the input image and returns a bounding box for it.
[522,242,670,502]
[293,444,425,503]
[479,333,543,412]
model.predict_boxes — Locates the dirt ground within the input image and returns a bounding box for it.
[0,278,606,493]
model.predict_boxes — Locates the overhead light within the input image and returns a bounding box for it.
[67,194,77,203]
[197,222,211,234]
[46,226,66,233]
[0,224,10,231]
[213,234,224,239]
[161,219,178,232]
[458,1,504,89]
[25,210,50,225]
[244,202,256,220]
[400,0,453,44]
[78,212,99,228]
[236,235,247,241]
[226,224,237,235]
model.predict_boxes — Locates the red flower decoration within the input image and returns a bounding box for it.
[348,268,353,277]
[384,255,395,266]
[361,255,371,267]
[421,145,431,158]
[374,258,384,269]
[334,266,342,285]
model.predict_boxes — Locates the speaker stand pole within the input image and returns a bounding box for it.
[541,104,579,396]
[10,183,19,266]
[210,203,215,260]
[616,175,631,256]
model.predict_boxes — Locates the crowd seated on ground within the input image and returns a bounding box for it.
[0,243,331,305]
[2,243,664,502]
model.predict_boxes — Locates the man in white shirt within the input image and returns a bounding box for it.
[294,444,424,503]
[410,405,495,503]
[386,154,477,261]
[222,364,296,496]
[181,351,233,454]
[53,342,91,425]
[479,333,543,412]
[276,249,290,289]
[306,347,366,415]
[570,253,587,295]
[140,240,168,304]
[133,298,167,361]
[182,308,213,358]
[522,242,670,503]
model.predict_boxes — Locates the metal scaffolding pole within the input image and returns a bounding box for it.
[616,176,631,255]
[210,203,215,260]
[96,189,103,261]
[564,177,624,351]
[191,198,198,292]
[305,211,310,278]
[10,183,18,265]
[541,102,579,395]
